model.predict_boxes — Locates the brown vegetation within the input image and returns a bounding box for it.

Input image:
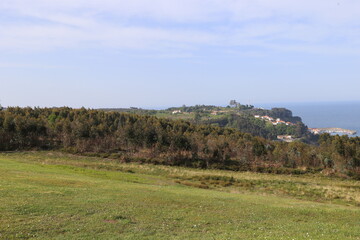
[0,107,359,178]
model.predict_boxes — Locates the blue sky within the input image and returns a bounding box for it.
[1,0,360,108]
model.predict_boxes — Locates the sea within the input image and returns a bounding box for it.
[259,101,360,137]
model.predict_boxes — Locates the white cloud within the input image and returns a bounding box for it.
[1,0,360,55]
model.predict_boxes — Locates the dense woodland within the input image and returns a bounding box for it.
[192,106,311,140]
[0,107,359,178]
[117,103,311,140]
[203,114,311,140]
[100,101,307,140]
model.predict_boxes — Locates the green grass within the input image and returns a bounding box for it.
[0,152,359,239]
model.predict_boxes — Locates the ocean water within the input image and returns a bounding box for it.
[260,102,360,137]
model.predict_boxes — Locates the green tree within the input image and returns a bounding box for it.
[194,112,201,123]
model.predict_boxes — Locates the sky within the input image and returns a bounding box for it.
[1,0,360,109]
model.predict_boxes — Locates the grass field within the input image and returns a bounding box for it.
[0,152,359,239]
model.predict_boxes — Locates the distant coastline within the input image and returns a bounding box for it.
[309,127,357,136]
[260,101,360,137]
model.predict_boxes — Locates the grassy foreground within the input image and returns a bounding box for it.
[0,152,359,240]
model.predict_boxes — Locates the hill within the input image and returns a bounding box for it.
[0,107,359,178]
[100,102,310,141]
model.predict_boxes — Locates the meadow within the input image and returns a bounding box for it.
[0,151,359,239]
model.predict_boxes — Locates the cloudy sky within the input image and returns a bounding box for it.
[1,0,360,108]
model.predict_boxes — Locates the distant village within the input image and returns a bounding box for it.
[253,115,299,142]
[254,115,296,126]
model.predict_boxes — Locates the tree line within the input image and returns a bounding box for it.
[0,107,359,178]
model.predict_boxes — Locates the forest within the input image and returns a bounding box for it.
[203,113,311,141]
[0,107,359,178]
[105,103,311,140]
